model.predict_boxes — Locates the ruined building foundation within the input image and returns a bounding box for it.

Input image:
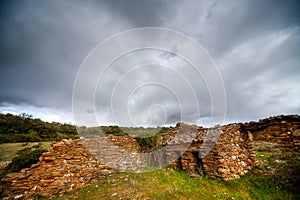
[1,115,299,199]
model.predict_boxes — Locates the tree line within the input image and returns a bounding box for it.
[0,113,78,143]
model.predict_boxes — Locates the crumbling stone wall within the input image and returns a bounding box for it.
[163,115,299,180]
[201,125,258,180]
[1,139,116,199]
[163,123,258,180]
[241,115,300,152]
[1,136,147,199]
[82,135,146,172]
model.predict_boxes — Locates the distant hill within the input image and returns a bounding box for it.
[0,113,78,143]
[0,113,171,144]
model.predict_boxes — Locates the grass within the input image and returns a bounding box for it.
[0,141,53,162]
[49,167,297,200]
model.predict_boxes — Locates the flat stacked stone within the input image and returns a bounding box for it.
[1,139,116,199]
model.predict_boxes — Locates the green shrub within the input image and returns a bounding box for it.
[5,148,47,173]
[136,134,158,151]
[0,134,11,144]
[101,126,127,136]
[272,152,300,194]
[136,127,171,152]
[0,113,78,143]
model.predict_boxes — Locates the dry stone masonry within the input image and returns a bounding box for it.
[154,123,259,180]
[1,115,299,199]
[241,115,300,152]
[82,135,147,172]
[1,139,116,198]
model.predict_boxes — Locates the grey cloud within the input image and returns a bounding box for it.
[101,0,171,27]
[0,0,130,108]
[167,0,300,58]
[0,0,299,126]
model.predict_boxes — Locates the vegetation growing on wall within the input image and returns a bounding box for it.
[136,127,171,152]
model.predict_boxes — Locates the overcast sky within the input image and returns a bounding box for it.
[0,0,299,127]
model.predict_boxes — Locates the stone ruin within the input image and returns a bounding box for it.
[160,123,259,180]
[1,139,116,198]
[83,135,147,172]
[241,115,300,152]
[1,115,299,199]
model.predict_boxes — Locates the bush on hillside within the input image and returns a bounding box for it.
[0,113,78,143]
[136,134,158,152]
[4,148,47,173]
[101,126,127,136]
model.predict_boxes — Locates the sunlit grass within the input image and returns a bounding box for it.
[51,167,296,200]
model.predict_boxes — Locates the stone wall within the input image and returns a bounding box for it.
[241,115,300,152]
[82,135,147,172]
[201,125,258,180]
[162,123,258,180]
[0,135,147,199]
[162,115,299,180]
[1,139,116,199]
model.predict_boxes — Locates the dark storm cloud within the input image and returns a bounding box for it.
[101,0,170,27]
[0,0,129,108]
[0,0,299,126]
